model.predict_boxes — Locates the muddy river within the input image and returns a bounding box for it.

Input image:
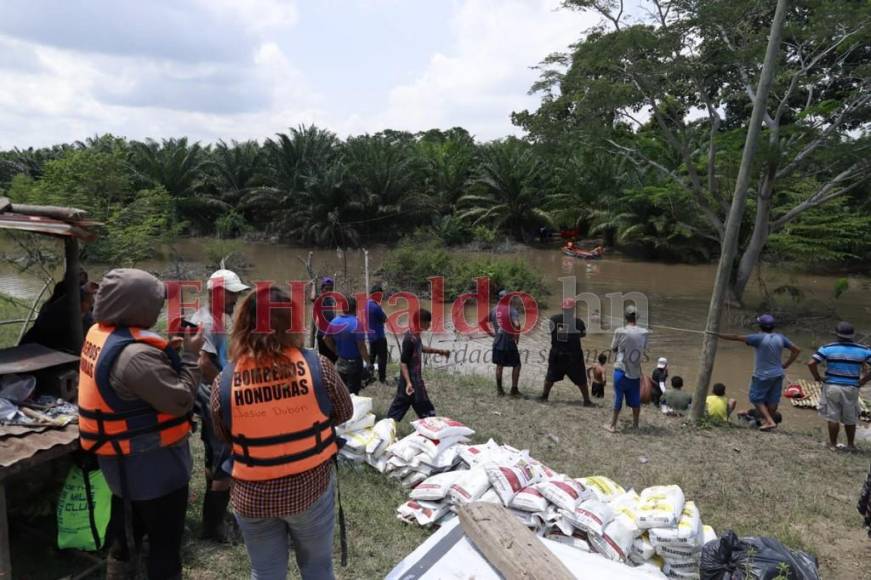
[4,239,870,430]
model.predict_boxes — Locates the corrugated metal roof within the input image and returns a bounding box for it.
[0,424,78,473]
[0,213,100,240]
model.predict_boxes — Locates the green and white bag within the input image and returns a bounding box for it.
[56,466,112,551]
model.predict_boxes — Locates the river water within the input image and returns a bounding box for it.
[4,238,870,429]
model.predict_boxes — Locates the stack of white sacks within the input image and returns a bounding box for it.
[336,395,397,472]
[384,417,715,578]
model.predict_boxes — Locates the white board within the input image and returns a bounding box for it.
[386,519,667,580]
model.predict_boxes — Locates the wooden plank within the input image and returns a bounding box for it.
[458,502,575,580]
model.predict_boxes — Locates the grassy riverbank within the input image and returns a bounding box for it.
[181,369,870,580]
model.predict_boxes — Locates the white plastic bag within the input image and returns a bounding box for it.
[485,463,535,505]
[568,498,614,536]
[365,418,397,456]
[637,485,685,529]
[412,417,475,440]
[410,471,465,501]
[649,501,702,547]
[387,433,421,463]
[397,500,449,526]
[631,534,655,561]
[419,445,462,471]
[588,516,636,562]
[408,434,470,459]
[348,394,373,423]
[448,466,491,504]
[509,485,549,513]
[578,476,626,502]
[458,439,501,466]
[538,478,591,511]
[337,412,376,435]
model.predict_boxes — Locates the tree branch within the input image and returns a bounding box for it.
[771,163,871,231]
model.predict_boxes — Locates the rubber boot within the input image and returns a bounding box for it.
[201,488,230,542]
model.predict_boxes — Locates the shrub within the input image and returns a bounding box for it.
[381,234,545,301]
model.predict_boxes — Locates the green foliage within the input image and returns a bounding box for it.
[5,148,178,264]
[767,197,871,264]
[214,210,250,239]
[471,225,497,245]
[833,278,849,300]
[381,234,545,300]
[202,238,247,271]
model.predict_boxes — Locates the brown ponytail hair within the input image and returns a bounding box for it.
[229,284,303,363]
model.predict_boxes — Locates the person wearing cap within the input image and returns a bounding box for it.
[540,298,593,405]
[716,314,801,431]
[311,277,338,363]
[650,357,669,406]
[189,269,249,541]
[324,296,370,394]
[606,305,649,432]
[807,321,871,450]
[482,290,523,397]
[366,284,389,383]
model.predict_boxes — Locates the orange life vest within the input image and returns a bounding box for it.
[218,347,337,481]
[78,324,192,455]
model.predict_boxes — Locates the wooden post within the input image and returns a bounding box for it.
[0,484,10,578]
[458,502,574,580]
[64,237,83,355]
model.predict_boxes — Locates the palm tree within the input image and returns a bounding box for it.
[204,140,264,207]
[457,139,552,240]
[264,125,340,194]
[344,133,429,237]
[128,137,206,198]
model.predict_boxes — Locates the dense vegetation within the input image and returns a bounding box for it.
[0,0,868,301]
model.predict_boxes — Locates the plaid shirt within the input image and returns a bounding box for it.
[211,353,353,519]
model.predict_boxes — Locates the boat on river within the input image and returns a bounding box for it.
[561,243,604,260]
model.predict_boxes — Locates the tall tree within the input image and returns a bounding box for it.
[458,138,552,239]
[518,0,871,302]
[691,0,790,421]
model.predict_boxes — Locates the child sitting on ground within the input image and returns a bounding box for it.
[705,383,737,422]
[587,352,607,398]
[661,376,691,415]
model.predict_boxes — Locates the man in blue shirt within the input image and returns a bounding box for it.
[808,321,871,450]
[717,314,801,431]
[366,284,389,384]
[324,296,369,394]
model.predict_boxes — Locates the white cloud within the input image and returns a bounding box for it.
[372,0,595,139]
[0,0,594,147]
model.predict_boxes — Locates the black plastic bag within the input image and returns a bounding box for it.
[700,530,820,580]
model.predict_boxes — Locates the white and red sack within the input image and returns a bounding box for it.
[410,471,465,502]
[509,485,549,513]
[538,478,592,511]
[411,417,475,440]
[485,462,536,505]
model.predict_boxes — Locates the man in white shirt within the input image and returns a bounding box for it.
[606,305,649,432]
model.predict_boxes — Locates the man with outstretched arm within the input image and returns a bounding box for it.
[715,314,800,431]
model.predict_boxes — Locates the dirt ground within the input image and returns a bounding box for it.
[11,368,871,579]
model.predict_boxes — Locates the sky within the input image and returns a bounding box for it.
[0,0,597,148]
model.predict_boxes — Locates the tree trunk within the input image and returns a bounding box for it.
[731,192,773,305]
[690,0,789,422]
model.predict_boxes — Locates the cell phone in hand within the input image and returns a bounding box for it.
[180,319,199,330]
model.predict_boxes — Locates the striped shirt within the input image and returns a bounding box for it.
[812,341,871,387]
